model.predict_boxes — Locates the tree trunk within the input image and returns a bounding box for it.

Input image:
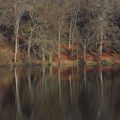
[27,37,31,62]
[42,35,47,62]
[58,16,63,65]
[58,18,61,59]
[99,17,104,60]
[99,32,103,57]
[77,48,79,62]
[14,19,20,63]
[42,45,45,62]
[14,2,21,64]
[76,32,79,62]
[69,19,72,48]
[49,43,53,63]
[83,45,86,63]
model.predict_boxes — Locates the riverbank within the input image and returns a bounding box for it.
[1,58,120,67]
[0,43,120,67]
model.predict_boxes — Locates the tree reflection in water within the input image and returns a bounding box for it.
[0,66,119,120]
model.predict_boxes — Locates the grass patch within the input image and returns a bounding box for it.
[101,60,114,65]
[87,61,98,65]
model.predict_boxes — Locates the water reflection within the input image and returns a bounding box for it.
[0,66,119,120]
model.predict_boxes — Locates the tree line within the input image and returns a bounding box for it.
[0,0,120,63]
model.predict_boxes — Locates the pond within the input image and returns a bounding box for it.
[0,65,120,120]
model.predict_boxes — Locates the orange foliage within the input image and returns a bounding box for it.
[61,43,78,50]
[100,53,112,61]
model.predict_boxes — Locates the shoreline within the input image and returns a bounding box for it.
[0,59,120,68]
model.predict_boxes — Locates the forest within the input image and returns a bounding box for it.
[0,0,120,66]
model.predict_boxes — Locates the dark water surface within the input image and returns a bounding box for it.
[0,65,120,120]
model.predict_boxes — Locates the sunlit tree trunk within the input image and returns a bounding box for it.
[69,19,73,48]
[58,16,63,64]
[14,2,21,64]
[99,17,104,60]
[83,45,87,63]
[71,12,78,57]
[42,34,47,62]
[58,18,61,59]
[27,34,32,62]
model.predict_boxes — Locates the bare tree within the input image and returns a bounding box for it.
[14,0,32,63]
[14,1,22,63]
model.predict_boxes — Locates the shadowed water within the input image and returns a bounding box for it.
[0,65,120,120]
